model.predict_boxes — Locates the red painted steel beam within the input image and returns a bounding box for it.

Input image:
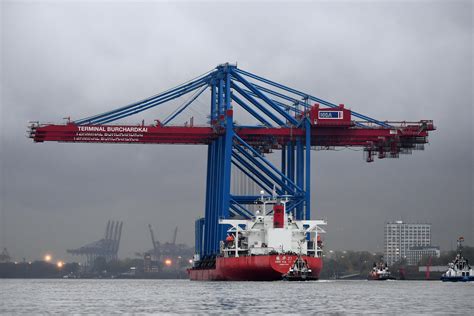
[31,124,216,145]
[30,123,433,148]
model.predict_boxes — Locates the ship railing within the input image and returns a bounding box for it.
[307,244,324,258]
[222,247,250,258]
[221,245,280,257]
[248,246,278,256]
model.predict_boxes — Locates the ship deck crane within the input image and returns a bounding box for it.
[28,63,435,260]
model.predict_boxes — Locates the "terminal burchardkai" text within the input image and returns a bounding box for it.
[77,126,149,133]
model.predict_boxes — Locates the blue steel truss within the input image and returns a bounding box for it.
[73,63,389,259]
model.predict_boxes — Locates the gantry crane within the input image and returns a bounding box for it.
[67,220,123,265]
[28,63,435,260]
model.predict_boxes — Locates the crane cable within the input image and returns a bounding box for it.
[162,84,209,126]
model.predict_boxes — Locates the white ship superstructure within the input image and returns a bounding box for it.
[219,192,326,258]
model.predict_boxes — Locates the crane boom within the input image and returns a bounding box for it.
[29,120,433,158]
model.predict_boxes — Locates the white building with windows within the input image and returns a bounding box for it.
[384,221,432,265]
[406,246,440,265]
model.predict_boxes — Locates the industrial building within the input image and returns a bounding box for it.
[384,221,437,265]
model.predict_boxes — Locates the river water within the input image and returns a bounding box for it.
[1,279,473,314]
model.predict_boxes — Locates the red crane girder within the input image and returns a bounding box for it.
[29,121,434,154]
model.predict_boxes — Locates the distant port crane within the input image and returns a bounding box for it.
[146,224,181,261]
[67,220,123,265]
[29,63,435,261]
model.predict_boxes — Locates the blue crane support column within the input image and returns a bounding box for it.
[203,81,217,256]
[195,218,205,256]
[281,144,286,185]
[219,65,233,251]
[212,77,224,254]
[296,137,304,219]
[203,142,212,255]
[287,141,295,194]
[305,118,311,220]
[202,64,234,256]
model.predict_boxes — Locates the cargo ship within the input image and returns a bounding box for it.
[188,193,327,281]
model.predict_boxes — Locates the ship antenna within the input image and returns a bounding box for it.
[260,190,266,214]
[457,236,464,255]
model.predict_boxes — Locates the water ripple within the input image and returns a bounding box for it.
[0,279,472,314]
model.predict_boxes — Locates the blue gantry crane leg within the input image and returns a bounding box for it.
[203,65,234,256]
[199,64,315,258]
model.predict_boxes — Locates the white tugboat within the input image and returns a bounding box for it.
[368,258,395,280]
[441,237,473,282]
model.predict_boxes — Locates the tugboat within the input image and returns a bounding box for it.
[368,258,395,280]
[283,256,314,281]
[188,191,327,281]
[441,237,473,282]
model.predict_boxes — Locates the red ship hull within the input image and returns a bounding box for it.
[188,255,322,281]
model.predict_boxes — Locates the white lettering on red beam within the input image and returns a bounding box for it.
[74,137,140,142]
[76,133,144,137]
[77,126,148,133]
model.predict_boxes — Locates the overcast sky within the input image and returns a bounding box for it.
[1,0,472,262]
